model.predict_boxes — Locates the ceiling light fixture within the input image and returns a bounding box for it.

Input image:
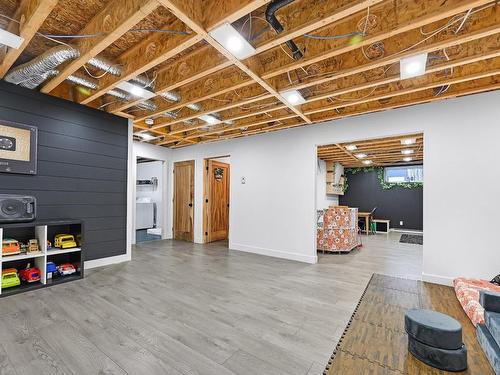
[209,23,256,60]
[145,118,154,125]
[400,53,428,80]
[140,132,155,141]
[116,81,156,100]
[280,89,306,106]
[0,28,24,49]
[345,144,357,151]
[199,114,222,125]
[401,149,414,155]
[362,160,373,165]
[403,157,413,162]
[355,153,367,159]
[401,138,416,145]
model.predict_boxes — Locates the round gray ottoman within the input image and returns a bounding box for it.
[405,309,467,372]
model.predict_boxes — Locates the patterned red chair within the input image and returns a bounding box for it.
[453,277,500,326]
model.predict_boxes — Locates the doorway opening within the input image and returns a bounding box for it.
[173,160,195,242]
[135,157,164,243]
[316,133,424,260]
[203,156,230,244]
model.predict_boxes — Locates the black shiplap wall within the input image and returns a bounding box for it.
[0,81,128,261]
[339,169,423,230]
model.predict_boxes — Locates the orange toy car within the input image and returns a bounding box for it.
[2,239,21,256]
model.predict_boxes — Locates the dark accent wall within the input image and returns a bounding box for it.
[339,169,423,230]
[0,81,128,261]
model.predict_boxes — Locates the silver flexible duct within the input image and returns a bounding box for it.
[5,45,80,87]
[130,74,155,90]
[5,44,122,89]
[161,111,194,125]
[187,103,202,111]
[160,91,180,102]
[66,74,98,89]
[88,57,121,76]
[107,89,157,111]
[13,70,59,89]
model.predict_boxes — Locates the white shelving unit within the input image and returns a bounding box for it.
[0,220,83,297]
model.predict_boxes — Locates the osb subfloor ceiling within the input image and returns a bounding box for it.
[318,133,424,167]
[1,0,499,148]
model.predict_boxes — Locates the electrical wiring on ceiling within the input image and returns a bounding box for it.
[281,2,493,93]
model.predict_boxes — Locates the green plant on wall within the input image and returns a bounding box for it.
[343,167,423,191]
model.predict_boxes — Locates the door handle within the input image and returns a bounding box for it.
[188,203,193,207]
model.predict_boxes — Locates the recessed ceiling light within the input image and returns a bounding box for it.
[116,81,156,99]
[401,149,414,155]
[280,90,306,105]
[0,28,24,49]
[209,23,256,60]
[403,157,413,162]
[355,153,367,159]
[400,53,428,80]
[401,138,416,145]
[140,132,155,141]
[345,144,357,151]
[362,160,373,165]
[145,118,154,125]
[199,114,222,125]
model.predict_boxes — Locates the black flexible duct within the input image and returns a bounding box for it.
[265,0,303,60]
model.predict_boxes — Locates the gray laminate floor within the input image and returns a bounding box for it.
[0,232,422,375]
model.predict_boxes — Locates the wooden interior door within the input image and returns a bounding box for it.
[204,160,230,242]
[173,160,194,241]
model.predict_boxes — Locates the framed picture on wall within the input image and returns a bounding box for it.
[0,120,38,175]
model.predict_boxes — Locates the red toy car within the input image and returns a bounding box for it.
[57,263,76,276]
[19,265,41,283]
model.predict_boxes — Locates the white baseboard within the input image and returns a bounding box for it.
[85,253,131,270]
[422,272,454,286]
[391,229,423,234]
[230,243,318,264]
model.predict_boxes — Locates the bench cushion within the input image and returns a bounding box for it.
[405,309,463,350]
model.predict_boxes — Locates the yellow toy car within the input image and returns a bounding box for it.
[54,234,77,249]
[2,268,20,289]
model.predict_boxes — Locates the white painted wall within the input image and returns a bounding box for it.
[132,90,500,284]
[136,160,164,228]
[316,158,339,209]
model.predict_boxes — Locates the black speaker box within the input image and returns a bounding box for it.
[0,194,36,223]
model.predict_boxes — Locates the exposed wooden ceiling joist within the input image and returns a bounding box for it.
[0,0,58,78]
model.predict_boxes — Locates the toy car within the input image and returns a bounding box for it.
[54,234,77,249]
[19,264,41,283]
[57,263,76,276]
[1,268,20,289]
[2,238,21,256]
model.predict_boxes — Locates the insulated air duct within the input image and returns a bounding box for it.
[66,74,98,90]
[265,0,303,60]
[5,45,121,89]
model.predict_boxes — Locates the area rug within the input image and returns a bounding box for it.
[323,274,494,375]
[399,234,423,245]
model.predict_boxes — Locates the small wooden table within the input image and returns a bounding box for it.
[358,212,371,235]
